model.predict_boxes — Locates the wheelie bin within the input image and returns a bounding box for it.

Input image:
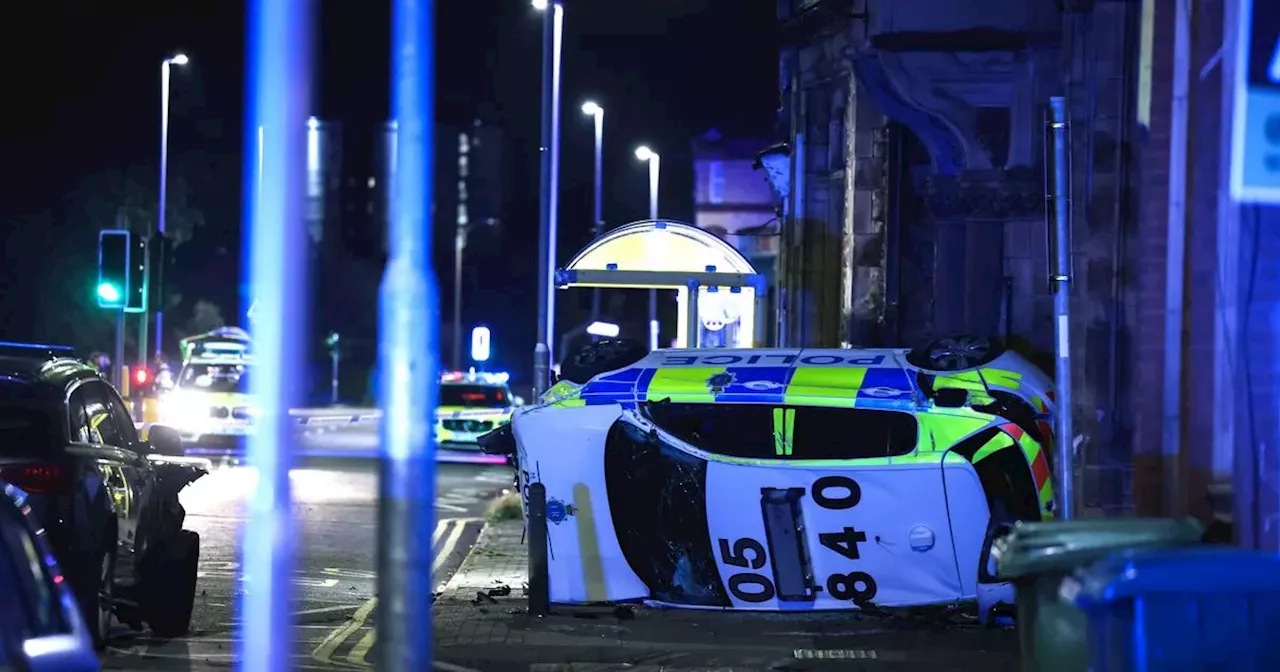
[1068,546,1280,671]
[990,517,1203,672]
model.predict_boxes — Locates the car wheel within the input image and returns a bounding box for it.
[145,530,200,639]
[76,546,115,651]
[907,334,1005,372]
[559,338,648,385]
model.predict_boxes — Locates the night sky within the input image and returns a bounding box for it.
[0,1,779,396]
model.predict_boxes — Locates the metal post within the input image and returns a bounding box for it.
[648,154,659,351]
[590,108,604,334]
[684,282,700,349]
[527,481,550,616]
[1161,0,1193,516]
[114,310,126,391]
[238,0,308,669]
[155,60,172,358]
[533,1,564,397]
[330,345,340,405]
[1048,97,1076,520]
[376,0,438,667]
[453,224,466,370]
[138,241,149,368]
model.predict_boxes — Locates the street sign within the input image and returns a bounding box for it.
[1231,0,1280,203]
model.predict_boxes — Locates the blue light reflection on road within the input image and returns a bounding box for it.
[237,0,309,669]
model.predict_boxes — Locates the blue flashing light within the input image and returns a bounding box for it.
[0,341,75,354]
[237,0,310,668]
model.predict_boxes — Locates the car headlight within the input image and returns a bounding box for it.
[161,392,207,427]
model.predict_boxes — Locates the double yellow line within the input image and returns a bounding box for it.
[310,517,477,667]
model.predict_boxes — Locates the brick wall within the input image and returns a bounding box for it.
[1130,0,1174,516]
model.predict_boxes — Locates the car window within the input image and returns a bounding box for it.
[96,383,139,447]
[179,362,250,394]
[439,384,509,408]
[642,403,917,460]
[77,383,131,448]
[67,389,96,444]
[0,405,59,454]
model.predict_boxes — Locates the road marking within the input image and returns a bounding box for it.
[347,629,376,665]
[434,519,469,573]
[311,596,377,664]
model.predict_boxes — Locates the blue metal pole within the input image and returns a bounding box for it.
[376,0,438,667]
[237,0,309,668]
[533,1,563,397]
[1048,97,1075,520]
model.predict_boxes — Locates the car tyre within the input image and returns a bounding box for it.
[145,530,200,639]
[559,338,648,385]
[77,546,116,650]
[906,334,1005,372]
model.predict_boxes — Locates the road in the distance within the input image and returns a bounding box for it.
[100,453,513,670]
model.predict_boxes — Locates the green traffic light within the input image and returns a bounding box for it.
[97,282,122,303]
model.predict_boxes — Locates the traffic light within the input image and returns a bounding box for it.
[125,234,148,313]
[147,233,169,313]
[134,366,150,387]
[96,230,131,309]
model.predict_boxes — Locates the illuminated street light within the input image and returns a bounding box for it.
[635,145,661,350]
[153,51,190,360]
[531,0,547,9]
[532,0,565,398]
[582,101,605,332]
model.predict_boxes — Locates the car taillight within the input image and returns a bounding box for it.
[0,464,71,494]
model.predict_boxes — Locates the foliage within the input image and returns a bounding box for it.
[485,492,524,523]
[62,164,205,248]
[184,300,226,336]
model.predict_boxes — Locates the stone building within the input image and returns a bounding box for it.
[760,0,1143,515]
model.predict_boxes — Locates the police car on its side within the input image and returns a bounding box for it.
[160,336,257,447]
[435,370,521,450]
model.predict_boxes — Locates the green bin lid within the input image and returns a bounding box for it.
[992,517,1203,580]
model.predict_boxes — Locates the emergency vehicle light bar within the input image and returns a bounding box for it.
[440,370,510,384]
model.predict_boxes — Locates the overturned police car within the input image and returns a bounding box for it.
[482,337,1057,614]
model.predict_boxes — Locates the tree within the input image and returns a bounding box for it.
[184,300,226,336]
[63,164,205,249]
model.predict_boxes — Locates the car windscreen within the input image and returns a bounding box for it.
[641,402,917,460]
[0,405,58,454]
[439,384,509,408]
[178,363,250,394]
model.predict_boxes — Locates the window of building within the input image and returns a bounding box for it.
[708,161,725,204]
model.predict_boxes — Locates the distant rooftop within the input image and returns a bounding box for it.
[691,129,769,160]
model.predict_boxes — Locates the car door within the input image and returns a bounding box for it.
[78,381,150,589]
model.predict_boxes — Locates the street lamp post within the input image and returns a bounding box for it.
[532,0,563,398]
[582,101,604,332]
[151,52,188,361]
[635,145,660,351]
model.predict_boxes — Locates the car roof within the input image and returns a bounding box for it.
[0,356,100,404]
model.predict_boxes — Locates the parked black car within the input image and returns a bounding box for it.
[0,481,98,671]
[0,342,207,649]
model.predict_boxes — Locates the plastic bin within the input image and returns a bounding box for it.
[1068,547,1280,672]
[991,518,1204,672]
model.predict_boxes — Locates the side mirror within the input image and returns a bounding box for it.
[147,424,185,457]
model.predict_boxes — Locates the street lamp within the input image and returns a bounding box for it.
[635,145,660,351]
[532,0,564,399]
[152,51,188,361]
[581,101,605,331]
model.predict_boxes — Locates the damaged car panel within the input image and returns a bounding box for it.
[507,345,1057,612]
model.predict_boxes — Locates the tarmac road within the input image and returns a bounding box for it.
[99,453,514,670]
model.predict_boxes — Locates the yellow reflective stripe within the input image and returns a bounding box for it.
[645,367,718,402]
[1038,481,1055,520]
[978,367,1023,390]
[772,407,795,456]
[915,413,991,454]
[785,367,866,403]
[549,398,587,408]
[543,380,582,404]
[972,432,1016,463]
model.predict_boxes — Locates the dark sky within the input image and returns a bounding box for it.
[0,0,779,391]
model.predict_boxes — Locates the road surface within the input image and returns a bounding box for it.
[99,454,513,670]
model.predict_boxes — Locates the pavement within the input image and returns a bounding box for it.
[433,522,1021,672]
[99,451,515,670]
